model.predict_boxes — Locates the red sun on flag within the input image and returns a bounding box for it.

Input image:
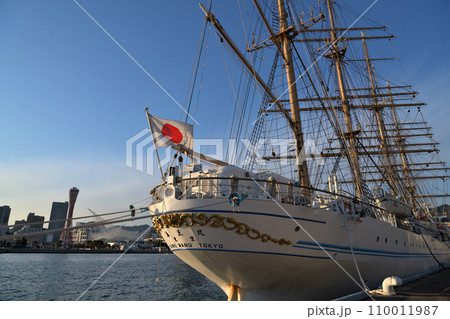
[161,123,183,144]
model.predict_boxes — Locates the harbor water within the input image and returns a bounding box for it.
[0,253,226,301]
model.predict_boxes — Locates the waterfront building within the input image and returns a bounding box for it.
[73,222,91,243]
[0,206,11,225]
[13,225,46,245]
[47,201,68,243]
[106,239,152,251]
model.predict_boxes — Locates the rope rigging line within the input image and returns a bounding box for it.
[344,217,370,292]
[288,9,354,181]
[250,176,376,301]
[75,222,155,301]
[183,1,211,123]
[74,178,224,301]
[211,27,254,150]
[418,229,449,270]
[226,0,272,171]
[0,207,138,230]
[243,51,280,172]
[156,245,162,300]
[131,196,153,207]
[0,209,151,241]
[72,0,198,125]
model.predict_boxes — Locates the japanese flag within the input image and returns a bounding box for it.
[146,112,193,152]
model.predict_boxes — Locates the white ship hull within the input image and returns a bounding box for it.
[142,0,450,302]
[150,197,450,300]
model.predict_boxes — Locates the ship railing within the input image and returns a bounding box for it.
[149,177,408,230]
[149,176,400,222]
[178,176,305,203]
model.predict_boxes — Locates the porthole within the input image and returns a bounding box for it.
[295,226,300,232]
[385,238,388,244]
[395,240,398,245]
[376,236,379,242]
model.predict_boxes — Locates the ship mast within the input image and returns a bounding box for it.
[326,0,363,198]
[276,0,310,197]
[387,82,417,211]
[243,1,448,206]
[361,34,399,197]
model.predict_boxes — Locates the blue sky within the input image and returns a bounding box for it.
[1,0,449,222]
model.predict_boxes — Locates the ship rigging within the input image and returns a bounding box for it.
[146,0,450,300]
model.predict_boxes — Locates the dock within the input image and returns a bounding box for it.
[369,269,450,301]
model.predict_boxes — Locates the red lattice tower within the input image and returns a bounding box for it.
[60,187,79,246]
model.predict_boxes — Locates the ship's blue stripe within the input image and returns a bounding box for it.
[163,209,326,224]
[171,247,330,259]
[292,245,437,259]
[172,246,442,260]
[294,240,445,257]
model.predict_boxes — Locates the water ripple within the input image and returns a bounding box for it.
[0,253,226,301]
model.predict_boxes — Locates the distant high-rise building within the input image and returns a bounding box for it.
[12,213,46,244]
[47,201,69,243]
[0,206,11,225]
[13,220,26,233]
[60,187,79,245]
[26,213,45,230]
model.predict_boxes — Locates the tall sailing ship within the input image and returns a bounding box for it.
[147,0,450,300]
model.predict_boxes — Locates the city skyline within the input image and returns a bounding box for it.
[1,0,449,221]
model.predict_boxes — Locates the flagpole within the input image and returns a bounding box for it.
[145,107,165,180]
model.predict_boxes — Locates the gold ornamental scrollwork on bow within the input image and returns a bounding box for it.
[152,213,292,246]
